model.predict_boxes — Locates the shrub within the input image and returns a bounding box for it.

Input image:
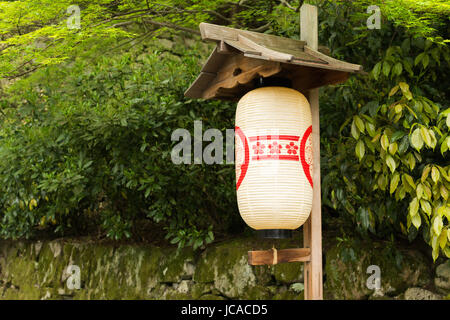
[0,39,241,248]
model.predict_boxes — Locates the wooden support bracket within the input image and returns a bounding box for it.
[248,248,311,266]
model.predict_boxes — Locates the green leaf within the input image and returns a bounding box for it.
[389,142,398,155]
[372,62,381,80]
[439,229,447,249]
[414,52,424,66]
[390,173,400,194]
[411,212,421,229]
[381,134,389,151]
[403,174,416,189]
[422,54,429,68]
[366,122,376,137]
[389,85,399,97]
[433,215,443,236]
[403,59,413,75]
[377,174,387,191]
[444,247,450,259]
[442,138,449,154]
[410,128,423,151]
[367,101,380,117]
[420,200,431,216]
[407,153,416,170]
[391,131,405,142]
[351,120,359,140]
[382,61,391,77]
[399,82,409,93]
[399,82,412,100]
[355,140,365,161]
[360,207,370,230]
[409,197,419,217]
[431,167,440,184]
[420,127,432,147]
[428,130,437,149]
[416,183,424,199]
[386,155,396,173]
[441,185,448,200]
[398,136,409,154]
[354,116,365,133]
[421,166,431,182]
[392,62,403,77]
[432,236,439,261]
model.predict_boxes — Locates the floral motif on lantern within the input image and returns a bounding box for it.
[285,142,299,155]
[268,141,282,154]
[252,142,266,154]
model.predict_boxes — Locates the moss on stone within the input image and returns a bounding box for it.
[241,285,271,299]
[191,283,213,299]
[324,239,432,300]
[273,263,304,284]
[0,236,438,300]
[159,247,195,283]
[272,285,304,300]
[194,239,260,298]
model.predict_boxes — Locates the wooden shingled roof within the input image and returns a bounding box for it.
[185,23,364,101]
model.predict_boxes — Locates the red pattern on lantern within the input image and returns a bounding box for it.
[300,126,313,188]
[235,129,313,190]
[249,135,300,161]
[286,141,299,154]
[252,142,266,154]
[235,126,249,191]
[268,142,282,154]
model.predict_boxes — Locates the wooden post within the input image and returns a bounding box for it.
[300,4,323,300]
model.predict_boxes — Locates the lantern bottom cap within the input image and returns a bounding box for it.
[257,229,293,239]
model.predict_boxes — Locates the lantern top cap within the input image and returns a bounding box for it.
[185,23,364,101]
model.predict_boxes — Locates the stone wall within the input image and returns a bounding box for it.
[0,236,448,300]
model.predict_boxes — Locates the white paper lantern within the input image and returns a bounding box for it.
[235,86,313,234]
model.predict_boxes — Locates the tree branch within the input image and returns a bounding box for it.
[278,0,296,11]
[142,19,200,35]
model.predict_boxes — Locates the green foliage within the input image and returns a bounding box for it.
[0,38,238,245]
[317,1,449,260]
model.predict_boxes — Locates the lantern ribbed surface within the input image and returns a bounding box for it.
[235,86,313,230]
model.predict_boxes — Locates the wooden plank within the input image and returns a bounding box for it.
[201,46,229,73]
[303,215,312,299]
[237,34,294,62]
[217,40,236,55]
[202,62,281,99]
[184,71,216,99]
[199,22,322,63]
[300,5,318,53]
[308,88,323,300]
[201,54,280,98]
[200,22,239,41]
[215,54,274,81]
[223,39,261,56]
[200,22,306,49]
[303,45,363,73]
[248,248,311,266]
[300,3,323,301]
[290,66,350,91]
